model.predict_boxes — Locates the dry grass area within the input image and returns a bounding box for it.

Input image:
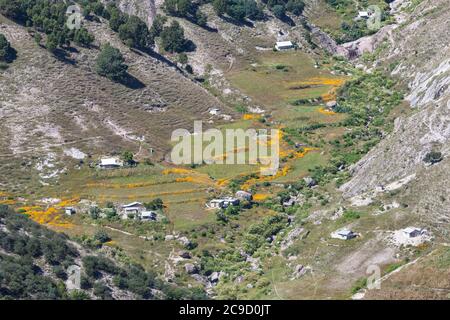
[227,51,346,108]
[0,15,230,192]
[364,246,450,299]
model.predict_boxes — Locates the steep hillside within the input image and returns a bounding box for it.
[340,0,450,234]
[0,205,205,299]
[0,5,230,191]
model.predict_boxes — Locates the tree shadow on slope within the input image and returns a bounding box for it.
[53,48,76,65]
[184,16,219,33]
[118,72,146,89]
[135,47,185,74]
[220,15,255,28]
[1,47,17,64]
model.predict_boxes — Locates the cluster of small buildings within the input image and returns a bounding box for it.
[65,201,158,222]
[207,191,253,209]
[120,202,158,221]
[331,227,427,242]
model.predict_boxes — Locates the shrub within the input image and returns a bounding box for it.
[160,21,188,53]
[423,151,443,164]
[0,33,14,62]
[93,230,111,244]
[95,44,128,81]
[118,15,152,49]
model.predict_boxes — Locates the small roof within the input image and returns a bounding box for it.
[403,227,421,234]
[337,229,354,236]
[326,100,337,108]
[141,211,156,217]
[211,197,239,203]
[123,202,143,208]
[236,190,252,198]
[100,158,121,166]
[276,41,293,47]
[223,197,239,202]
[358,11,369,17]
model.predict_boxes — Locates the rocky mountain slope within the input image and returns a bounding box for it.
[0,0,449,300]
[0,5,230,191]
[340,0,450,235]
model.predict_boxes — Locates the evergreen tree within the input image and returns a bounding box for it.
[0,33,13,61]
[160,21,187,53]
[95,44,128,81]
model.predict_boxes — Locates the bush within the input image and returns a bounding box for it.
[93,282,113,300]
[93,230,111,244]
[342,210,361,221]
[0,33,14,62]
[423,151,443,164]
[160,21,188,53]
[95,44,128,81]
[118,15,152,49]
[74,27,94,47]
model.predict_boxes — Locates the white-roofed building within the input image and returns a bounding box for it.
[402,227,423,238]
[99,157,123,169]
[208,197,240,209]
[235,190,253,201]
[121,202,145,219]
[209,108,221,115]
[140,211,157,221]
[275,41,294,51]
[65,207,76,216]
[331,229,357,240]
[358,11,370,19]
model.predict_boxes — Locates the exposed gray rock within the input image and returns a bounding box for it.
[184,263,198,274]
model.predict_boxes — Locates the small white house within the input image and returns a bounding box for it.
[222,197,240,208]
[283,197,296,207]
[358,11,370,19]
[209,199,225,209]
[209,108,221,116]
[402,227,423,238]
[121,202,145,218]
[140,211,157,221]
[326,100,337,109]
[99,157,123,169]
[275,41,294,51]
[235,191,253,201]
[332,229,357,240]
[65,207,76,216]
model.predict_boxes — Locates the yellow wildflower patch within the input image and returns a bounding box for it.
[56,198,80,208]
[253,194,270,201]
[20,206,74,229]
[0,199,17,205]
[318,107,337,115]
[175,177,195,183]
[242,114,262,120]
[163,168,192,175]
